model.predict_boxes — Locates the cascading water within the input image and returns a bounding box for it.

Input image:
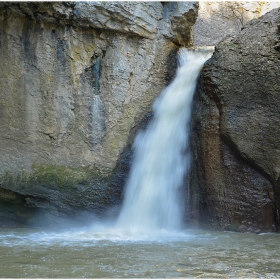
[1,49,279,279]
[116,49,212,233]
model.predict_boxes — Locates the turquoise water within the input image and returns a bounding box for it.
[0,226,280,278]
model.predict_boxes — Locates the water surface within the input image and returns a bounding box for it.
[1,226,280,278]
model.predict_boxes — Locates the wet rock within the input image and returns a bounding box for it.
[191,8,280,232]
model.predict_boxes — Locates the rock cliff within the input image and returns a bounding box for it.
[194,1,280,47]
[191,7,280,233]
[0,1,198,227]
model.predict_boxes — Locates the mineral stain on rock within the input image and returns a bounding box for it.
[0,2,198,227]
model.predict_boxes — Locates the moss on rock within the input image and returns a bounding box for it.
[0,164,122,227]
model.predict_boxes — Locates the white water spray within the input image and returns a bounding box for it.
[116,49,212,233]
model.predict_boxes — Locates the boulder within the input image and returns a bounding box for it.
[191,7,280,232]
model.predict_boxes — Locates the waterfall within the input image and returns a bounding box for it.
[116,49,212,233]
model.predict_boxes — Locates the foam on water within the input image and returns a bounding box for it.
[0,226,195,247]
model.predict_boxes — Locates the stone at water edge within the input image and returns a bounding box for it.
[191,7,280,233]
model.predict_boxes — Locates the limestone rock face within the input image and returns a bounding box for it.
[191,8,280,232]
[161,2,198,45]
[0,2,198,227]
[194,1,280,46]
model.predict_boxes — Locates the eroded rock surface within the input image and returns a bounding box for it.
[0,1,198,227]
[194,1,280,46]
[191,8,280,232]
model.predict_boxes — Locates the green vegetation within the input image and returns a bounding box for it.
[1,164,110,192]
